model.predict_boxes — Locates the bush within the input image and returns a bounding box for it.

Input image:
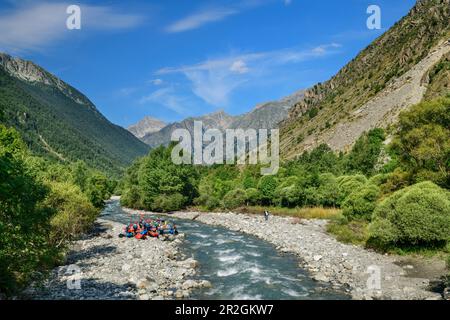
[152,193,186,212]
[274,176,300,207]
[369,182,450,247]
[314,173,340,207]
[223,189,247,209]
[327,219,370,245]
[337,174,367,203]
[121,185,142,208]
[342,183,380,220]
[258,176,278,205]
[45,182,98,246]
[245,188,260,206]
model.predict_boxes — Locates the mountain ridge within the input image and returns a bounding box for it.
[0,52,149,176]
[134,89,305,147]
[127,116,167,139]
[280,0,450,158]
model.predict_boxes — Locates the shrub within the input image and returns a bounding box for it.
[342,183,380,220]
[379,168,410,194]
[223,189,247,209]
[314,173,340,207]
[258,176,278,205]
[369,182,450,248]
[245,188,261,206]
[337,174,367,203]
[327,219,370,245]
[121,185,142,208]
[45,182,98,246]
[274,176,300,207]
[152,193,186,212]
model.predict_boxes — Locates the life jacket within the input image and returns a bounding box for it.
[135,233,145,240]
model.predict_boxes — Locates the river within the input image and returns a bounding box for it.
[101,200,348,300]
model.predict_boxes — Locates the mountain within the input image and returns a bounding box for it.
[139,89,305,148]
[229,89,305,130]
[0,53,149,176]
[141,110,235,148]
[279,0,450,159]
[128,116,166,139]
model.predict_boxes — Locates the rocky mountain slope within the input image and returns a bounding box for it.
[0,53,149,175]
[138,89,305,148]
[280,0,450,158]
[128,116,166,139]
[140,110,235,148]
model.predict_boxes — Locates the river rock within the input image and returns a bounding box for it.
[121,264,131,272]
[160,210,444,300]
[313,273,330,282]
[182,280,198,290]
[139,294,150,300]
[137,279,151,289]
[181,258,199,269]
[313,255,323,261]
[198,280,212,288]
[26,218,197,301]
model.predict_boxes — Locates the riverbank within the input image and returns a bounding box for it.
[23,218,210,300]
[123,208,444,300]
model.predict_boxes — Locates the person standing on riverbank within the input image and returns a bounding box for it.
[264,210,270,221]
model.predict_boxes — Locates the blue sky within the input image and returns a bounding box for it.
[0,0,416,127]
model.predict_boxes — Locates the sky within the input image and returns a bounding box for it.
[0,0,417,127]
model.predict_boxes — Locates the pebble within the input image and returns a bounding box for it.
[157,210,443,300]
[25,219,208,300]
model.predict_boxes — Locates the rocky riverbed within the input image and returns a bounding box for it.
[24,219,210,300]
[124,209,444,300]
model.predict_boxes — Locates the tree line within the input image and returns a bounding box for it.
[121,96,450,253]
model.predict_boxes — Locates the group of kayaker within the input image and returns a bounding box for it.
[119,217,178,240]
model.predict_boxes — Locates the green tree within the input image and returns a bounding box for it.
[391,97,450,188]
[0,125,54,294]
[345,128,385,176]
[223,189,247,209]
[86,173,110,208]
[135,146,199,212]
[258,176,278,205]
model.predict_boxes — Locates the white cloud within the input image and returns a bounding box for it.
[150,78,164,86]
[155,43,341,107]
[139,87,187,115]
[165,7,238,33]
[165,0,270,33]
[118,87,138,96]
[230,60,249,74]
[0,2,144,53]
[311,43,341,55]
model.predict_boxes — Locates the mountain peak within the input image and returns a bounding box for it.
[128,116,167,139]
[0,52,92,107]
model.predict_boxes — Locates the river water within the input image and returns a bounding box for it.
[101,200,348,300]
